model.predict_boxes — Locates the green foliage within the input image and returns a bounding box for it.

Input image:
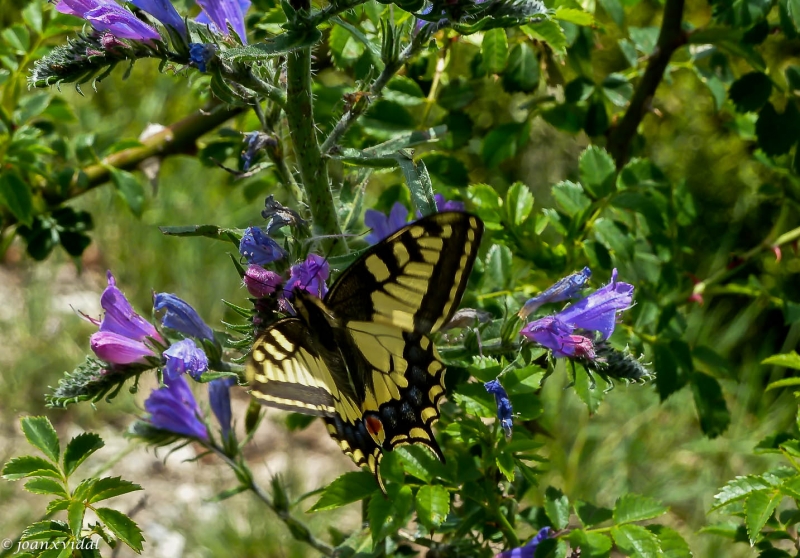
[2,417,143,556]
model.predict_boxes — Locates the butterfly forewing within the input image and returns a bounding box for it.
[246,212,484,491]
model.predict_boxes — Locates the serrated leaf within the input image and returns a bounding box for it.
[396,445,448,483]
[309,471,376,511]
[611,524,661,558]
[522,20,567,56]
[63,432,104,476]
[21,416,60,462]
[68,500,85,536]
[691,372,730,438]
[95,507,144,553]
[87,477,142,503]
[744,489,782,544]
[567,529,613,557]
[108,168,145,217]
[482,28,509,74]
[579,146,616,198]
[544,486,570,529]
[552,180,591,217]
[503,43,539,93]
[506,182,534,226]
[713,474,774,509]
[46,499,70,515]
[415,485,450,529]
[613,493,668,524]
[554,7,594,25]
[647,525,693,558]
[0,171,34,227]
[780,475,800,499]
[21,520,70,541]
[574,500,613,527]
[24,477,67,497]
[496,452,515,482]
[2,455,61,480]
[368,484,413,543]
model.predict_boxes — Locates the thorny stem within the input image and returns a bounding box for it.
[321,28,431,155]
[606,0,687,168]
[252,102,304,203]
[284,47,345,254]
[207,444,335,556]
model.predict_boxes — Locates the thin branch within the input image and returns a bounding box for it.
[606,0,687,168]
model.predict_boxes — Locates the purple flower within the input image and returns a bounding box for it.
[195,0,250,43]
[364,203,409,245]
[153,293,215,342]
[56,0,161,41]
[244,265,283,298]
[90,332,158,365]
[285,254,329,299]
[130,0,186,35]
[496,527,553,558]
[518,267,592,319]
[144,375,209,440]
[484,379,513,438]
[209,377,236,439]
[434,193,465,212]
[163,339,209,382]
[82,271,162,366]
[239,227,286,265]
[520,269,633,359]
[188,42,216,72]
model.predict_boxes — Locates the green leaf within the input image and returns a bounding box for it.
[763,351,800,371]
[21,416,60,463]
[368,484,413,543]
[95,507,145,553]
[2,455,61,480]
[552,181,591,217]
[87,477,143,503]
[309,471,376,511]
[690,372,730,438]
[486,244,514,290]
[780,475,800,499]
[574,365,606,413]
[220,28,323,61]
[713,474,774,509]
[108,168,145,217]
[602,74,634,107]
[579,146,616,198]
[756,101,800,156]
[788,0,800,31]
[63,432,104,476]
[396,445,448,483]
[395,155,436,216]
[0,171,34,227]
[613,493,668,524]
[68,500,85,536]
[496,452,515,482]
[598,0,624,26]
[574,500,613,527]
[506,182,534,226]
[415,485,450,529]
[522,20,567,57]
[418,152,469,187]
[21,520,70,541]
[554,7,594,25]
[544,486,570,529]
[729,72,772,112]
[482,28,509,74]
[647,525,692,558]
[744,489,782,544]
[502,43,539,93]
[567,529,613,557]
[611,524,661,558]
[24,477,68,497]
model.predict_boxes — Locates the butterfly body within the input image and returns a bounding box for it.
[247,212,484,490]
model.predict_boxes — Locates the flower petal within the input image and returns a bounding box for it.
[144,375,208,440]
[90,331,156,365]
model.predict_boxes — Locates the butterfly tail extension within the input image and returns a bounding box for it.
[325,415,387,494]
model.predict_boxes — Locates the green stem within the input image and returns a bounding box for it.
[207,445,334,556]
[252,102,304,203]
[284,48,345,254]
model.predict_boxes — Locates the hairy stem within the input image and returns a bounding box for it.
[284,47,345,254]
[606,0,686,168]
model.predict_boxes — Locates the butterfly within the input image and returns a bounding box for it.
[245,211,484,491]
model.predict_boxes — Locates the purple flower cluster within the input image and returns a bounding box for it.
[520,269,634,360]
[81,271,234,443]
[55,0,250,45]
[364,194,465,245]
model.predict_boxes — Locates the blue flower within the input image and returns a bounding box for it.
[285,254,329,299]
[243,264,283,298]
[484,379,513,438]
[434,193,465,212]
[153,293,215,342]
[364,203,409,245]
[56,0,162,41]
[521,269,633,359]
[144,375,209,440]
[163,338,209,382]
[188,42,217,72]
[195,0,250,43]
[496,527,553,558]
[239,226,286,265]
[209,376,236,439]
[130,0,186,35]
[518,267,592,319]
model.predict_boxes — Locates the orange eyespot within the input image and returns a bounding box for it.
[365,415,384,436]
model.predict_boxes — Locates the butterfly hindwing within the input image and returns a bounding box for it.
[246,212,484,491]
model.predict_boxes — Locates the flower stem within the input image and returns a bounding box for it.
[284,47,345,255]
